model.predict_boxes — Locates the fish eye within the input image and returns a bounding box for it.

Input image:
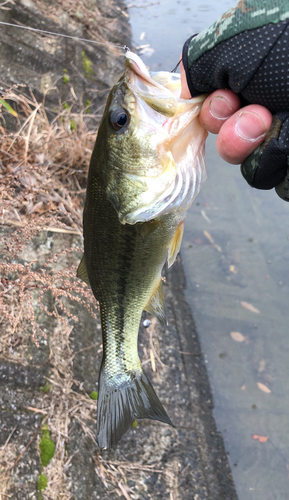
[110,108,129,131]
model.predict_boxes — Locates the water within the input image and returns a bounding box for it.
[128,1,289,499]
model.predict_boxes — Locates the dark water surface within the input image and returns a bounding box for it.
[128,1,289,499]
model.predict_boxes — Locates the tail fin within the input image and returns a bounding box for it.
[96,368,173,450]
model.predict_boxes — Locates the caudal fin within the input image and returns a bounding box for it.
[96,368,173,450]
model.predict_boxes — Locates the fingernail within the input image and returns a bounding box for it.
[210,96,233,119]
[236,111,267,141]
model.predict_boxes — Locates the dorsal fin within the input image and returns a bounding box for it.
[144,279,166,326]
[77,254,90,285]
[168,220,185,268]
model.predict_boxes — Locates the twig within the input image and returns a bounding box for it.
[11,416,47,469]
[149,329,166,368]
[2,219,80,235]
[24,103,42,164]
[179,351,199,356]
[72,342,101,358]
[118,480,132,500]
[1,426,17,450]
[27,407,47,414]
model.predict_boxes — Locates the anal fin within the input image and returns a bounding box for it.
[168,220,185,268]
[144,279,166,326]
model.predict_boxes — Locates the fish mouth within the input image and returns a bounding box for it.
[125,51,178,118]
[125,51,158,88]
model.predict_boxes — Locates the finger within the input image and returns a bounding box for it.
[199,90,241,134]
[216,105,273,165]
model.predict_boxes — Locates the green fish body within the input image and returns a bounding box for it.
[78,52,207,449]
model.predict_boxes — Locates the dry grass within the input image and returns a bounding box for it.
[95,456,177,500]
[0,86,101,497]
[0,87,96,231]
[0,85,171,499]
[0,428,18,498]
[33,322,98,500]
[0,86,99,364]
[0,36,180,500]
[32,0,128,56]
[0,89,178,497]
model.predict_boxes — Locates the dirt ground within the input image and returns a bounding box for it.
[0,1,238,499]
[0,228,238,499]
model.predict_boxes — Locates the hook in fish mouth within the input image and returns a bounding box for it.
[125,50,165,92]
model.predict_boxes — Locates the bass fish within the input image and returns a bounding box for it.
[77,51,207,450]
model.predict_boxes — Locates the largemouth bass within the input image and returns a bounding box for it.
[77,51,207,450]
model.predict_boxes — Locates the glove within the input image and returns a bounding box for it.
[182,0,289,201]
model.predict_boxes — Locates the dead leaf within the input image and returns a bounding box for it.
[252,435,268,443]
[258,359,266,373]
[241,301,260,314]
[27,407,47,414]
[229,265,237,274]
[203,230,222,252]
[257,382,271,394]
[241,385,246,390]
[201,209,211,223]
[230,331,245,342]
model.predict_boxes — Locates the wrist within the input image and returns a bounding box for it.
[182,36,197,98]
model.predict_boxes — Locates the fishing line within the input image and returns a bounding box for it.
[0,20,130,51]
[171,59,182,73]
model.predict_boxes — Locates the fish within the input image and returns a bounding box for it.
[77,51,207,450]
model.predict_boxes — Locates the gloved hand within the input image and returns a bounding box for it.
[181,0,289,201]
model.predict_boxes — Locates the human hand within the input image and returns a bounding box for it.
[180,60,272,166]
[179,2,289,200]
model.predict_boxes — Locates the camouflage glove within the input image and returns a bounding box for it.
[182,0,289,201]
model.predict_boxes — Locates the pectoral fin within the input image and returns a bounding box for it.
[145,279,166,326]
[140,220,161,242]
[77,254,90,285]
[168,220,185,268]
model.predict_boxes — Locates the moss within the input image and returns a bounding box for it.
[63,102,70,110]
[81,51,94,75]
[85,99,92,113]
[89,391,98,400]
[63,75,70,84]
[38,473,48,491]
[39,425,55,467]
[132,420,138,428]
[40,382,50,394]
[70,119,76,131]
